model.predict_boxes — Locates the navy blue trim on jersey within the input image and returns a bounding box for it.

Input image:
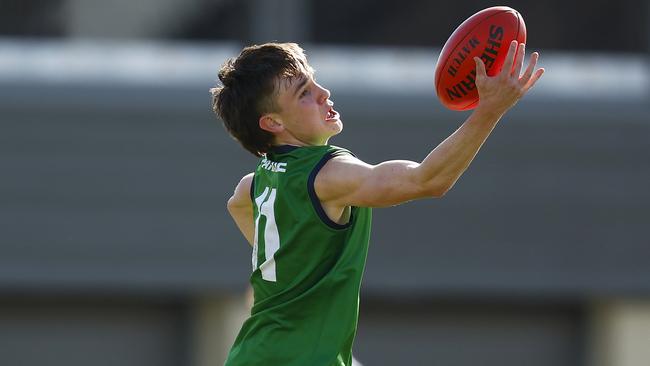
[249,175,255,202]
[270,145,300,154]
[307,151,353,230]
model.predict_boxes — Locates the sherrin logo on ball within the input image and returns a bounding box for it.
[434,6,527,111]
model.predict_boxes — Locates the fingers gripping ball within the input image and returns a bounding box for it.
[434,6,527,111]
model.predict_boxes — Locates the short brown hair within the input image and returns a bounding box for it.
[210,43,314,157]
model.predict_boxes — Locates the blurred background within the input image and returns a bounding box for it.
[1,0,648,365]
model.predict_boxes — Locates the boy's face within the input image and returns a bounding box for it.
[265,73,342,147]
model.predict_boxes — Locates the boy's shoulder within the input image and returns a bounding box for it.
[228,172,254,208]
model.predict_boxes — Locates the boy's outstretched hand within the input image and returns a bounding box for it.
[473,40,545,115]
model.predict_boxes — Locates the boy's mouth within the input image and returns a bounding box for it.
[326,107,339,120]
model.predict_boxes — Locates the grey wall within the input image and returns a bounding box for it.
[354,299,584,366]
[1,43,648,366]
[342,96,650,298]
[1,81,648,299]
[0,297,188,366]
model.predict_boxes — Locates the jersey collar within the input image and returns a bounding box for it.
[270,145,300,154]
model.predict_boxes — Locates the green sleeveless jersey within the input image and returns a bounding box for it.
[225,145,372,366]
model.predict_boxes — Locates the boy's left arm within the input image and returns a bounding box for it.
[227,173,255,246]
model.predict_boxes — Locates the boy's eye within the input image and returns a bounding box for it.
[299,88,310,98]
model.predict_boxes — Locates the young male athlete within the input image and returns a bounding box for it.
[211,41,544,366]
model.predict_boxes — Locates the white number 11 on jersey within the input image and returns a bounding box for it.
[253,187,280,282]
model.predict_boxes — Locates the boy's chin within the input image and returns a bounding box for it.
[330,122,343,135]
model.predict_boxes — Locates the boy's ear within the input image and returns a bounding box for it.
[259,114,284,133]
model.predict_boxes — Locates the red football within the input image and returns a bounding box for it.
[434,6,526,111]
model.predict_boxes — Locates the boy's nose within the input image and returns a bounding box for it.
[319,86,331,103]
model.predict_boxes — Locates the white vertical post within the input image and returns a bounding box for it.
[588,299,650,366]
[188,291,252,366]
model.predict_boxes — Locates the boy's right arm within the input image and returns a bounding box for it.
[315,41,544,209]
[227,173,255,246]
